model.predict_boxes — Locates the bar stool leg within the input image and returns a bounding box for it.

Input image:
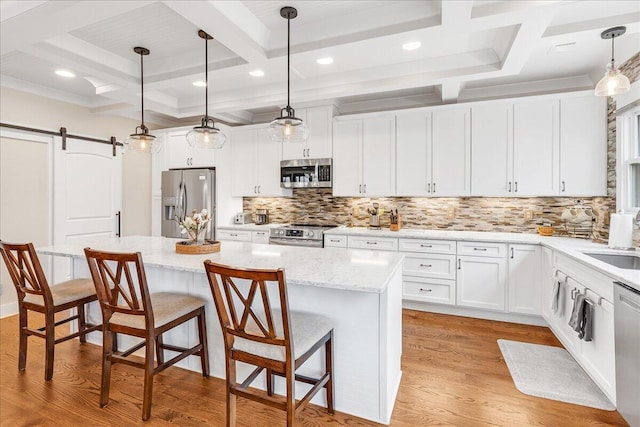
[326,331,335,414]
[100,330,114,408]
[44,311,55,381]
[142,336,155,420]
[197,309,209,377]
[78,304,87,343]
[18,308,28,372]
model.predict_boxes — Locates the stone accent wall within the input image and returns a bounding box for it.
[244,52,640,246]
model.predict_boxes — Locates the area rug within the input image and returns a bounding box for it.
[497,339,615,410]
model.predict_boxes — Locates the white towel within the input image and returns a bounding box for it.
[551,279,561,313]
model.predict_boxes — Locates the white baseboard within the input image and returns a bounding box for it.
[0,301,18,319]
[402,300,548,327]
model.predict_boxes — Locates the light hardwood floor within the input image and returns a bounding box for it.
[0,309,627,426]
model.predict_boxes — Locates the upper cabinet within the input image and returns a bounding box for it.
[230,126,292,197]
[333,115,395,197]
[165,131,216,169]
[281,106,334,160]
[560,96,607,196]
[513,99,560,196]
[396,108,470,197]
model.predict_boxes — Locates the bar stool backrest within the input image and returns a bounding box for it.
[0,241,52,306]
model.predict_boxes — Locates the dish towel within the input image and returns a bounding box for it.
[551,279,561,313]
[568,293,585,332]
[578,300,594,342]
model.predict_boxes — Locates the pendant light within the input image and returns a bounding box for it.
[267,6,309,144]
[186,30,226,149]
[594,26,631,97]
[124,47,160,153]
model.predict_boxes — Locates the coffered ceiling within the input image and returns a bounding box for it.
[1,0,638,127]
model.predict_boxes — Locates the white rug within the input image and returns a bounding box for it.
[497,339,615,410]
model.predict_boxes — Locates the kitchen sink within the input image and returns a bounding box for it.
[584,252,640,270]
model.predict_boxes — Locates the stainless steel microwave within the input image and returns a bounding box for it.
[280,158,332,188]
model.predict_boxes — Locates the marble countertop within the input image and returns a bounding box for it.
[37,236,403,294]
[324,226,640,291]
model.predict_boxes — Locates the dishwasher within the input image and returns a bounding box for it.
[614,281,640,427]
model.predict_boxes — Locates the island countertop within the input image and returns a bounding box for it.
[37,236,404,294]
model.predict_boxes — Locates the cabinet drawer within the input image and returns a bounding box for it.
[325,235,347,248]
[348,236,398,251]
[217,229,252,242]
[457,241,506,258]
[403,277,455,305]
[252,231,270,244]
[403,253,456,279]
[399,238,456,254]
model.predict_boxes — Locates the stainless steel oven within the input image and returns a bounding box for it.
[269,224,337,248]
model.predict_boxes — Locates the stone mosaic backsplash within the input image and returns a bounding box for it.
[244,52,640,247]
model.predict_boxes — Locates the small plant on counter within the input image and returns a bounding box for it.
[176,209,211,245]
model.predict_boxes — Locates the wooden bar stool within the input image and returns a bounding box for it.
[203,261,334,427]
[84,247,210,421]
[0,241,101,381]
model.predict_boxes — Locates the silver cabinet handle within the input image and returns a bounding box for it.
[514,181,518,192]
[254,185,257,194]
[508,181,512,192]
[359,184,362,194]
[473,248,487,251]
[562,181,566,192]
[510,247,514,259]
[419,288,433,292]
[366,241,378,245]
[230,233,238,237]
[363,184,367,193]
[428,183,431,193]
[257,185,260,194]
[306,148,310,157]
[458,259,461,270]
[432,182,436,193]
[330,239,340,242]
[115,211,121,237]
[419,264,432,268]
[420,244,432,248]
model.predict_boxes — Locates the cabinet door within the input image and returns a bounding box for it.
[256,127,288,196]
[362,116,395,196]
[552,280,582,353]
[347,235,398,251]
[431,108,471,196]
[166,132,192,169]
[403,277,455,305]
[251,230,270,244]
[230,129,258,197]
[513,99,559,196]
[507,244,541,315]
[191,144,215,168]
[471,104,513,196]
[396,112,431,196]
[332,120,363,196]
[581,295,616,401]
[305,106,333,159]
[540,247,554,322]
[560,96,607,196]
[457,255,506,311]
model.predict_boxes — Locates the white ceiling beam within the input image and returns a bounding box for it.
[162,0,269,64]
[0,0,48,22]
[441,1,473,27]
[460,75,593,101]
[500,11,555,75]
[439,82,463,103]
[543,12,640,38]
[0,1,152,55]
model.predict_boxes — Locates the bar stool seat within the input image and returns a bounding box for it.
[24,278,96,307]
[235,310,333,362]
[110,292,208,330]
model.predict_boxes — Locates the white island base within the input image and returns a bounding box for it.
[39,237,404,424]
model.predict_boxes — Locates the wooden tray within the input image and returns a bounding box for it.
[175,240,221,254]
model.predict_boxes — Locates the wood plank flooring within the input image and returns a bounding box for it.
[0,309,627,426]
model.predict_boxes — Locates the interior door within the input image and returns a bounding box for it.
[53,136,122,282]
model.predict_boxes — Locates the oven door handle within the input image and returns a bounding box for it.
[269,237,322,248]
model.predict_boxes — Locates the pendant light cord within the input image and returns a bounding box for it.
[287,14,291,114]
[140,51,145,129]
[205,35,209,120]
[611,35,615,65]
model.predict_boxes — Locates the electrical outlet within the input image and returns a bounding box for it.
[447,207,456,219]
[524,210,534,221]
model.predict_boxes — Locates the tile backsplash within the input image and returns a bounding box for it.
[243,52,640,247]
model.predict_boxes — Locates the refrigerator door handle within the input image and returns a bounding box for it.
[181,180,188,220]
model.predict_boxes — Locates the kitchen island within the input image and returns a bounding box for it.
[37,236,404,424]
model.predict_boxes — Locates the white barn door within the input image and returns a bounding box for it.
[53,136,122,282]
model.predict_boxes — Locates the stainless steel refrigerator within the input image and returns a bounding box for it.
[161,168,216,240]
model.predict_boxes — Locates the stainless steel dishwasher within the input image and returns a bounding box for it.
[614,281,640,427]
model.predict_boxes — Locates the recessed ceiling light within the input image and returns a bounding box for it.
[402,41,422,51]
[316,57,334,65]
[192,80,207,87]
[55,69,75,78]
[249,69,265,77]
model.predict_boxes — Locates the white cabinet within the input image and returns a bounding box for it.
[456,242,506,311]
[560,96,607,196]
[165,131,215,169]
[347,235,398,251]
[324,234,347,248]
[230,126,292,197]
[403,277,455,305]
[217,229,252,242]
[281,106,333,160]
[471,104,513,196]
[333,116,396,197]
[396,109,470,197]
[513,99,560,196]
[507,244,541,315]
[252,230,270,244]
[540,247,554,322]
[431,108,471,196]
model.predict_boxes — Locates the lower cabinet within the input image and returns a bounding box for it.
[324,235,347,248]
[347,235,398,251]
[456,255,506,311]
[403,277,455,305]
[507,244,541,315]
[252,230,270,244]
[217,229,252,242]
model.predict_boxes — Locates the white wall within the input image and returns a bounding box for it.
[0,87,152,236]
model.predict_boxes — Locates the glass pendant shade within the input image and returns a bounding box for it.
[187,119,226,149]
[267,109,309,143]
[594,62,631,96]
